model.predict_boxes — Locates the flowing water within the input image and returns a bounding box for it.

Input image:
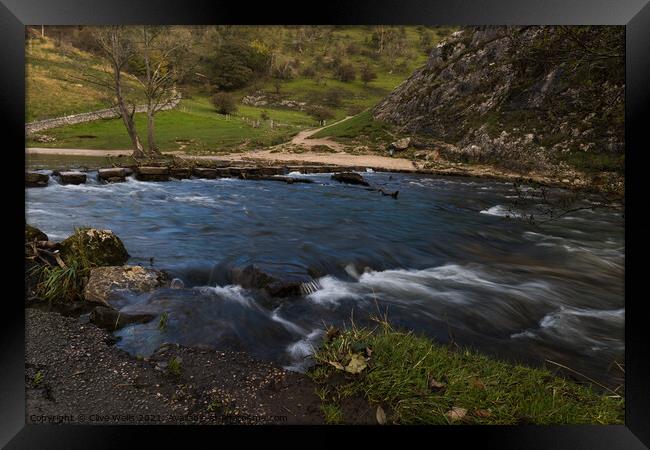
[26,170,625,386]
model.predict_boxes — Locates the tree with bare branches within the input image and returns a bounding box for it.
[84,27,146,157]
[134,26,190,155]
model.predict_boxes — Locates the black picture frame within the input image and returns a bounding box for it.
[2,0,649,447]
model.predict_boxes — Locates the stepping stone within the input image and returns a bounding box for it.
[98,168,127,183]
[59,171,86,185]
[170,168,191,179]
[192,168,218,179]
[135,166,170,182]
[26,172,49,188]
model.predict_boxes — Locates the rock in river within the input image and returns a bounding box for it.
[26,172,49,188]
[331,172,370,186]
[170,168,191,179]
[192,168,219,179]
[98,168,128,183]
[89,305,155,330]
[135,166,170,182]
[59,228,129,266]
[230,264,309,298]
[84,265,170,306]
[58,171,87,185]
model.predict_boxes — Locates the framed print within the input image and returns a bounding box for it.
[2,0,649,447]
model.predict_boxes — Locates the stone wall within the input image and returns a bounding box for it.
[26,95,182,136]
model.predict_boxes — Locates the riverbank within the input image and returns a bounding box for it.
[25,307,623,425]
[26,147,623,196]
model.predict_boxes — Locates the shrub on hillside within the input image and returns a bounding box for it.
[301,65,317,78]
[335,63,356,82]
[306,105,335,123]
[360,64,377,85]
[211,92,238,115]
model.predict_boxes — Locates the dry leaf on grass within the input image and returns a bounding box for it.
[445,406,467,422]
[344,353,367,374]
[474,409,492,418]
[376,406,387,425]
[428,377,446,391]
[328,360,344,371]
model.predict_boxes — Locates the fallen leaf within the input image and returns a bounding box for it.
[344,353,367,374]
[365,347,373,357]
[376,406,386,425]
[428,377,446,391]
[445,406,467,422]
[474,409,492,418]
[327,360,344,371]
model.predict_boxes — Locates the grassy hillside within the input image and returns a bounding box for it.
[26,26,454,152]
[26,37,145,122]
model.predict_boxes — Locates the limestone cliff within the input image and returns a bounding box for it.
[373,26,624,177]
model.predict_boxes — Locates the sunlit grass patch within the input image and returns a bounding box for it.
[310,320,624,425]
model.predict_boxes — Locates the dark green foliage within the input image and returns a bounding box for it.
[205,41,270,91]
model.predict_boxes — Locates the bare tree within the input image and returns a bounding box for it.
[135,26,189,155]
[76,27,146,157]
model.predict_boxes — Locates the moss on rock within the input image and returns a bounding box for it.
[26,224,48,242]
[59,227,129,267]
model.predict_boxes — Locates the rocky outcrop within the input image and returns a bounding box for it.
[373,27,625,174]
[59,228,129,266]
[388,137,412,152]
[83,265,170,306]
[241,93,307,111]
[90,305,155,330]
[26,172,49,188]
[331,172,370,186]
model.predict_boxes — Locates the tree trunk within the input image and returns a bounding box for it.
[146,106,161,156]
[114,68,145,157]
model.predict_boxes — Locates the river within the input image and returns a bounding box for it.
[25,170,625,387]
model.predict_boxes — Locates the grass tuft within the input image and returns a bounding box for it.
[167,357,182,378]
